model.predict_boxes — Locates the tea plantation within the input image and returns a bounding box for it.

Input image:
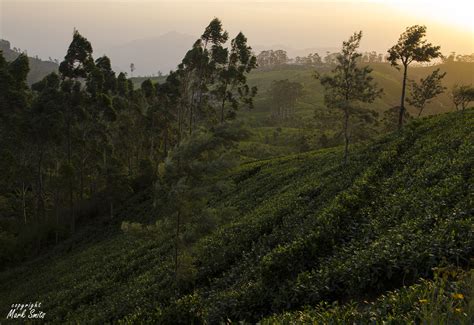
[0,109,472,323]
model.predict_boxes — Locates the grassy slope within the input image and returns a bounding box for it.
[0,110,473,323]
[247,62,474,115]
[132,63,474,161]
[132,62,474,119]
[1,40,58,85]
[240,62,474,159]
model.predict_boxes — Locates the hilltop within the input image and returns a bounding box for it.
[237,62,474,160]
[0,39,58,85]
[129,62,474,161]
[0,109,472,323]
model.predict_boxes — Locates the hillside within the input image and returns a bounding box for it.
[131,62,474,160]
[0,110,472,323]
[247,62,474,115]
[0,39,58,85]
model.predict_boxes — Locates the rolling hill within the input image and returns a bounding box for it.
[0,39,58,85]
[0,109,472,323]
[130,62,474,161]
[240,62,474,160]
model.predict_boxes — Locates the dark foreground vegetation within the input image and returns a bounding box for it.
[0,18,473,323]
[1,109,473,323]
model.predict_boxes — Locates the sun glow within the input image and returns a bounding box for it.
[373,0,474,32]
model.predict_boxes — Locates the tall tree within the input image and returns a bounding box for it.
[407,69,446,117]
[156,123,247,282]
[317,31,382,164]
[0,52,32,226]
[59,30,95,233]
[387,25,441,128]
[214,32,257,123]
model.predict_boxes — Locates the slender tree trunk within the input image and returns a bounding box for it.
[55,161,59,244]
[55,189,59,244]
[36,149,45,256]
[174,210,181,282]
[163,127,168,157]
[67,115,74,234]
[79,157,84,201]
[417,108,423,117]
[399,64,408,128]
[220,80,230,123]
[36,149,45,221]
[103,148,107,170]
[343,107,350,165]
[150,113,155,160]
[221,96,227,123]
[177,101,183,143]
[193,40,209,133]
[21,182,27,224]
[69,177,74,234]
[189,94,194,135]
[178,74,189,143]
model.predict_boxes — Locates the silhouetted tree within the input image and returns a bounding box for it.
[214,32,257,123]
[407,69,446,117]
[317,31,382,164]
[387,25,441,128]
[451,84,474,111]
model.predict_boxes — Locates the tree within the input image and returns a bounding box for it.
[387,25,441,128]
[323,52,339,65]
[407,69,446,117]
[177,18,229,135]
[441,52,456,64]
[156,123,247,282]
[214,32,257,123]
[269,79,303,120]
[451,84,474,111]
[59,30,94,80]
[130,63,135,78]
[59,30,95,233]
[0,52,32,227]
[174,18,257,136]
[317,31,382,164]
[382,106,411,132]
[29,73,63,225]
[256,50,288,68]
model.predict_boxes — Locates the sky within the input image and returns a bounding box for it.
[1,0,473,67]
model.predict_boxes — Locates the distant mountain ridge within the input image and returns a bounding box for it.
[0,39,58,85]
[2,34,341,80]
[100,31,197,76]
[101,32,340,77]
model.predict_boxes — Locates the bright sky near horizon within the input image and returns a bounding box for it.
[1,0,473,63]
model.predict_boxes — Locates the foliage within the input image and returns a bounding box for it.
[262,267,474,324]
[256,50,289,68]
[0,19,257,266]
[1,18,473,325]
[268,79,303,119]
[408,68,446,117]
[451,84,474,111]
[317,31,381,163]
[388,25,442,128]
[1,110,472,323]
